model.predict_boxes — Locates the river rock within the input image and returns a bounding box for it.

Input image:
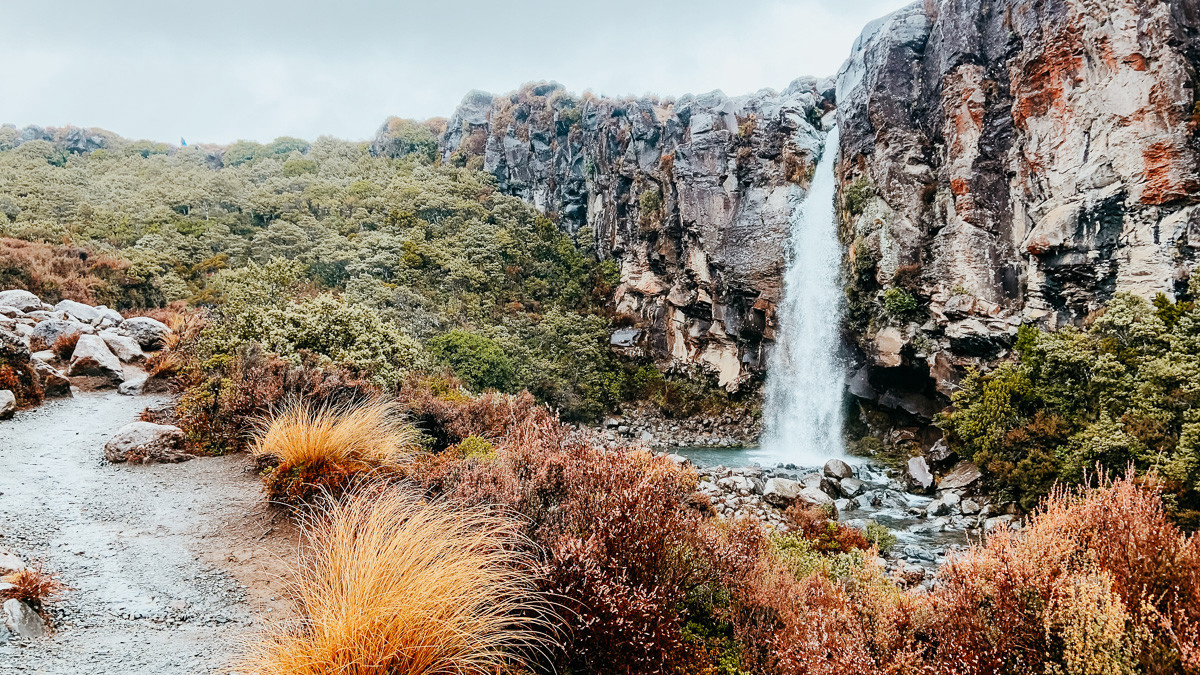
[0,290,45,313]
[68,334,124,383]
[927,438,956,467]
[104,421,191,463]
[797,485,834,509]
[838,477,866,498]
[32,360,71,397]
[906,456,934,493]
[0,390,14,420]
[762,477,802,507]
[960,498,981,515]
[100,330,145,363]
[938,461,982,491]
[823,458,854,479]
[2,599,45,639]
[119,316,171,350]
[94,305,124,326]
[30,319,87,351]
[54,299,100,324]
[927,492,961,517]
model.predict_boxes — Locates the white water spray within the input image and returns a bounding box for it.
[762,126,845,466]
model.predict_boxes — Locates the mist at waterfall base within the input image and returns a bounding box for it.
[681,128,846,470]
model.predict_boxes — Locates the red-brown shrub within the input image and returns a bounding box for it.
[0,237,148,308]
[421,415,715,675]
[783,504,872,553]
[171,347,379,455]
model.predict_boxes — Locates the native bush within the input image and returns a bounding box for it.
[428,329,516,393]
[940,291,1200,520]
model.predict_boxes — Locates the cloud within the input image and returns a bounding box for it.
[0,0,912,144]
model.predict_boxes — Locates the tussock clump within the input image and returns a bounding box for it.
[252,399,421,505]
[235,486,555,675]
[1,567,65,613]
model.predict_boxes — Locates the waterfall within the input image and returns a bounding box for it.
[762,126,845,466]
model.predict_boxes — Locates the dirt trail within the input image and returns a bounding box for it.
[0,390,297,674]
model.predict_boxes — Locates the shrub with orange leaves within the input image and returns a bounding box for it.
[922,473,1200,674]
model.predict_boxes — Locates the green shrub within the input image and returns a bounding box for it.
[456,435,495,461]
[428,330,516,393]
[882,286,919,316]
[862,521,896,554]
[843,176,873,216]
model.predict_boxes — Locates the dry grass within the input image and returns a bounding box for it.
[252,399,420,469]
[1,567,65,612]
[235,486,555,675]
[251,398,423,504]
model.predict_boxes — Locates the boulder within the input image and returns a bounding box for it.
[54,299,100,324]
[29,319,87,351]
[0,290,45,313]
[117,374,145,396]
[927,492,961,516]
[0,390,14,420]
[927,438,956,467]
[2,599,45,639]
[960,498,981,515]
[94,305,124,326]
[762,477,802,507]
[119,316,171,350]
[906,456,934,493]
[823,458,854,479]
[68,334,124,383]
[797,485,835,509]
[938,461,982,491]
[33,361,71,397]
[103,421,191,463]
[99,330,145,363]
[838,477,866,498]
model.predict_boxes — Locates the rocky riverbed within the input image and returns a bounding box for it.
[670,452,1018,587]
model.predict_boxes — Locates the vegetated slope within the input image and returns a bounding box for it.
[0,131,714,421]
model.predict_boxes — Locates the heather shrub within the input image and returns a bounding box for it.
[172,347,379,455]
[921,475,1200,674]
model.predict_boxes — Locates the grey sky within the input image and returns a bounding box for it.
[1,0,911,145]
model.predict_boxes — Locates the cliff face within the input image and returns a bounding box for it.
[837,0,1200,415]
[423,81,835,389]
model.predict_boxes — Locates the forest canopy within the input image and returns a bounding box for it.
[0,127,633,419]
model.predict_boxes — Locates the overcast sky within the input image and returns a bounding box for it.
[1,0,911,145]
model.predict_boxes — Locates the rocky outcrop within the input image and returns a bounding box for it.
[420,81,835,389]
[836,0,1200,413]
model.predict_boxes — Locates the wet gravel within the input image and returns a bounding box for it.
[0,391,260,674]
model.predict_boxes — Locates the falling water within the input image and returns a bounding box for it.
[762,126,845,466]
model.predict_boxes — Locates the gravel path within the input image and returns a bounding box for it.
[0,390,296,674]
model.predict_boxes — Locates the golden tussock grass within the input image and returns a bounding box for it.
[235,486,556,675]
[252,398,421,470]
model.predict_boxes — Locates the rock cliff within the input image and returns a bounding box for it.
[836,0,1200,417]
[418,81,835,390]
